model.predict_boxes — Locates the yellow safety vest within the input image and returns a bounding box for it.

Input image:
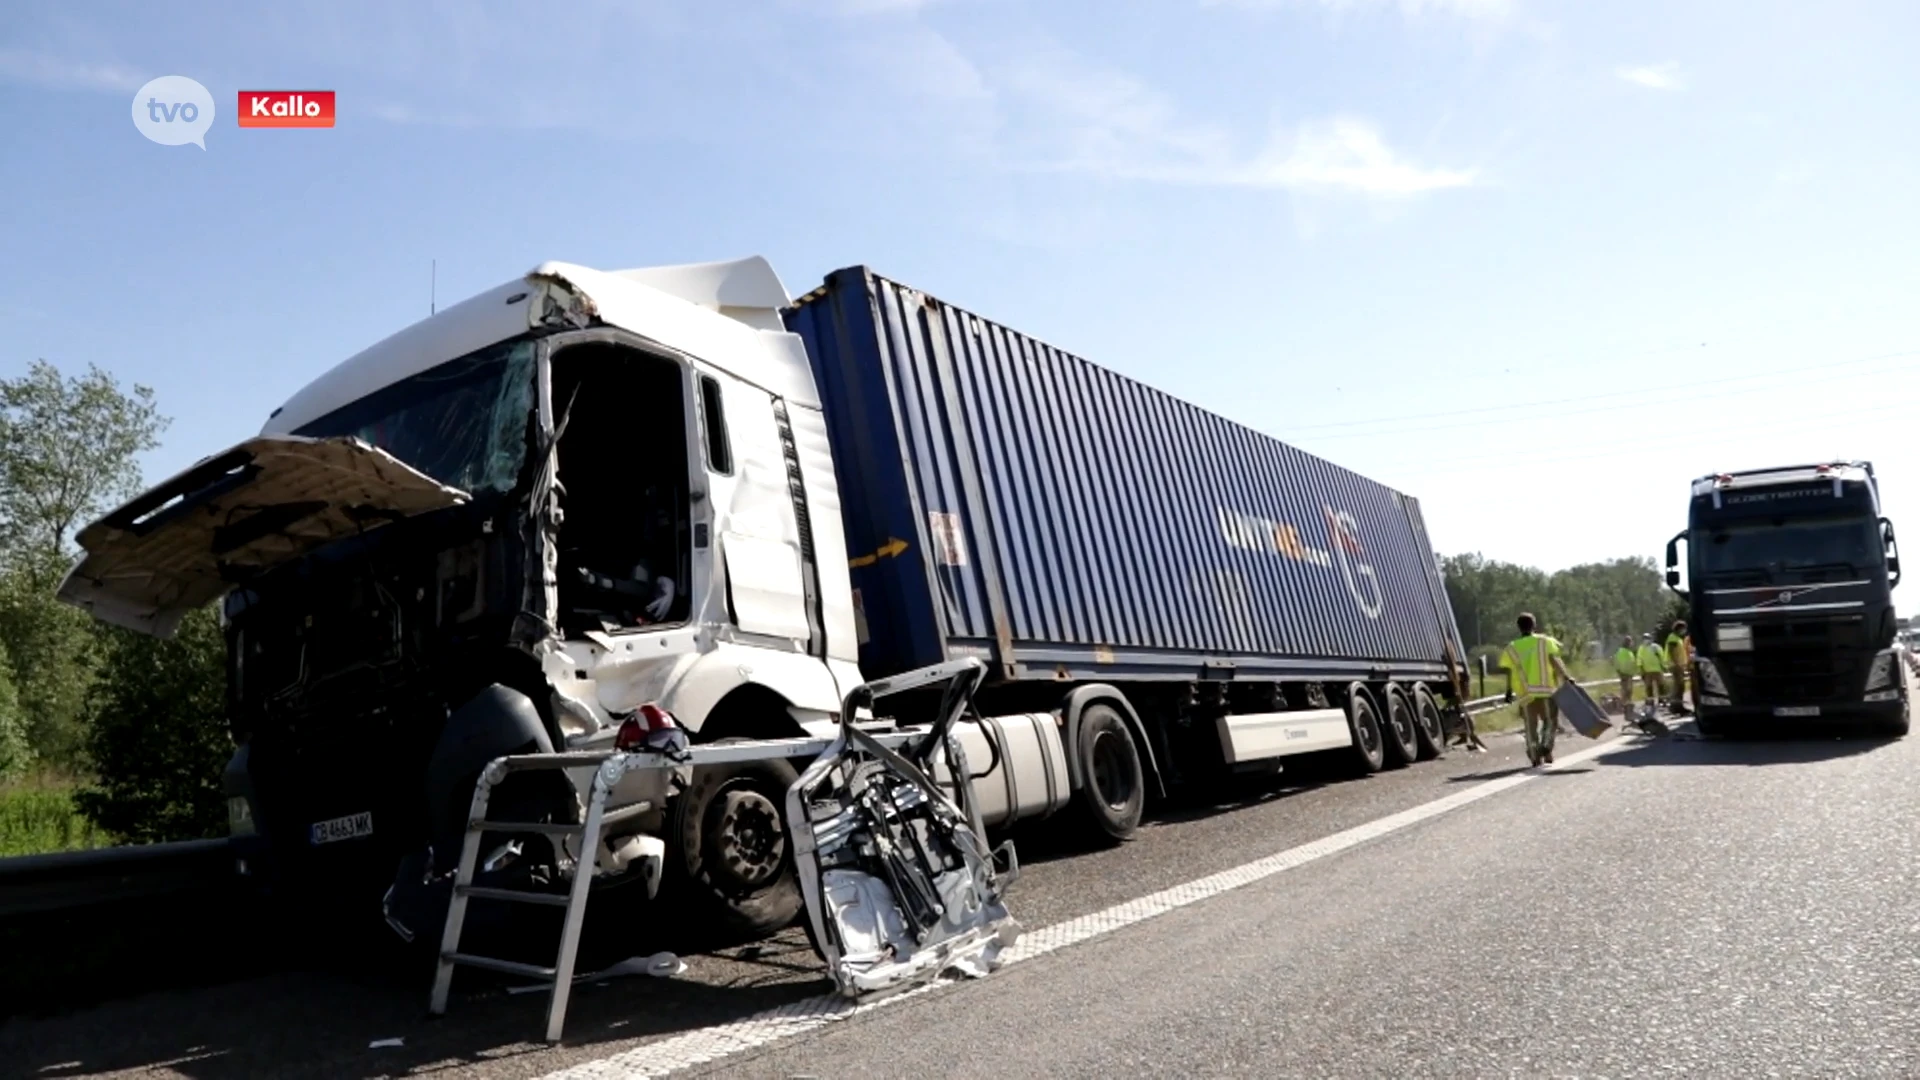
[1638,643,1667,674]
[1501,634,1562,701]
[1666,633,1690,668]
[1614,647,1638,676]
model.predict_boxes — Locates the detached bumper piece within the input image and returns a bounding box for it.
[789,658,1022,1000]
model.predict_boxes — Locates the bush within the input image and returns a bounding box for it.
[0,551,104,770]
[0,780,107,856]
[73,606,230,844]
[0,640,32,782]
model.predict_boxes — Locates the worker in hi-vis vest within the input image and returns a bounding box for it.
[1500,613,1577,766]
[1637,633,1668,707]
[1665,620,1693,715]
[1614,635,1640,714]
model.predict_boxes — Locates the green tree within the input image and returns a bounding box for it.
[0,360,169,767]
[1663,594,1693,636]
[0,360,167,559]
[0,640,31,781]
[1444,552,1671,653]
[0,548,104,767]
[73,606,230,843]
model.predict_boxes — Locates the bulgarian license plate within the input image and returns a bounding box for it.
[310,812,373,845]
[1773,706,1821,717]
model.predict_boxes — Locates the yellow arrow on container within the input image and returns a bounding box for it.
[848,537,910,568]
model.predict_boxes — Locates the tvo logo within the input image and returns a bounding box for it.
[132,76,215,149]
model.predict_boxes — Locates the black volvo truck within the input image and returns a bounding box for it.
[1665,461,1908,737]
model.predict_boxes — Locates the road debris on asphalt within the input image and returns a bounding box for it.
[506,952,685,995]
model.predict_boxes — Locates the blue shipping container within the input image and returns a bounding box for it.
[786,267,1467,686]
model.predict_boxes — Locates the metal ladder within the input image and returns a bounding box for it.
[428,750,646,1043]
[428,732,930,1042]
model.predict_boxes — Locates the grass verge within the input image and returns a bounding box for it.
[1471,658,1681,734]
[0,773,111,857]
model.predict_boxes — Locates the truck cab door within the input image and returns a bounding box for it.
[707,379,812,644]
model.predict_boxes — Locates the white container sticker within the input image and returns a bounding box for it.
[928,511,969,567]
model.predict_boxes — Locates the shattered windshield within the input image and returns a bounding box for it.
[294,340,537,495]
[1702,516,1879,580]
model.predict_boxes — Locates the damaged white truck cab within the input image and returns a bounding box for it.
[62,258,905,937]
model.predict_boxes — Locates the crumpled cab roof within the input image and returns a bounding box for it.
[263,257,817,437]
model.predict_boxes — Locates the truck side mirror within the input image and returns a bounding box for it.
[1884,517,1901,588]
[1663,532,1687,597]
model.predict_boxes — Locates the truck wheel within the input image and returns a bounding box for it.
[1069,704,1145,845]
[1693,712,1724,738]
[1875,703,1910,739]
[1345,686,1385,774]
[1379,684,1419,768]
[668,739,803,940]
[1410,684,1447,760]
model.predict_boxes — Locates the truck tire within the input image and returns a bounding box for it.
[1379,684,1419,768]
[1069,704,1145,845]
[1410,684,1447,760]
[668,739,803,940]
[1344,685,1386,774]
[1875,702,1910,739]
[1693,712,1724,738]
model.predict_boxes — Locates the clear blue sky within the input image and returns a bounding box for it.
[3,0,1917,574]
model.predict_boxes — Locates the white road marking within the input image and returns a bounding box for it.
[538,736,1637,1080]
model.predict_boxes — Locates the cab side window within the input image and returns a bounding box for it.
[700,375,733,475]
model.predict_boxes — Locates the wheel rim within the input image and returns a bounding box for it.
[1390,701,1416,748]
[1416,700,1444,744]
[1357,706,1381,756]
[1089,728,1137,813]
[709,786,785,892]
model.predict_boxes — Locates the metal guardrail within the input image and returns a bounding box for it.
[0,836,232,918]
[1463,678,1615,714]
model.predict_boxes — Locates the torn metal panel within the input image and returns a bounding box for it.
[787,660,1021,999]
[58,435,469,637]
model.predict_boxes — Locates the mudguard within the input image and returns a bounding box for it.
[1059,685,1166,800]
[425,684,555,853]
[386,685,561,946]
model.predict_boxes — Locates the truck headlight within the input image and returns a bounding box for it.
[1864,650,1897,692]
[1696,657,1729,696]
[228,796,257,837]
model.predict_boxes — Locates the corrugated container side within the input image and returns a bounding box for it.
[785,267,1466,685]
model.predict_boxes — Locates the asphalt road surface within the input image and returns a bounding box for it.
[6,684,1917,1079]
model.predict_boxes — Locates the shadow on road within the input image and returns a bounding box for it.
[1014,753,1366,861]
[1,922,834,1080]
[1597,728,1898,768]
